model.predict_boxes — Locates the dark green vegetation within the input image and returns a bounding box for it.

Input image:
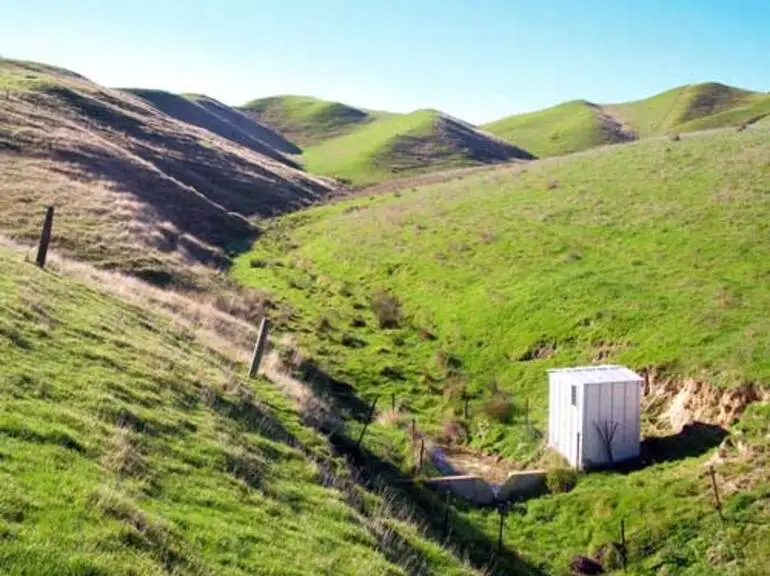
[302,110,533,186]
[0,59,333,289]
[234,121,770,574]
[0,245,492,575]
[240,95,383,147]
[486,83,770,157]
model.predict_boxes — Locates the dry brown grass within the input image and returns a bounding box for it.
[0,59,336,289]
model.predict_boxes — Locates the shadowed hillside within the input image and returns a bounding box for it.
[0,59,335,288]
[240,95,383,147]
[124,89,301,163]
[303,110,534,186]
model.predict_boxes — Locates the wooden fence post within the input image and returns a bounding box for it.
[442,491,452,539]
[620,518,627,571]
[463,395,469,419]
[391,392,396,412]
[411,418,416,442]
[709,466,723,520]
[35,206,54,268]
[248,318,270,379]
[525,396,530,431]
[497,505,506,554]
[419,439,425,470]
[356,396,379,449]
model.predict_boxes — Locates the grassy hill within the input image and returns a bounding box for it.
[0,241,505,576]
[485,82,770,157]
[302,110,534,186]
[233,121,770,573]
[0,59,334,289]
[606,82,770,137]
[482,100,634,157]
[239,95,384,147]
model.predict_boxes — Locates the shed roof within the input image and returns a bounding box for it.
[547,364,643,385]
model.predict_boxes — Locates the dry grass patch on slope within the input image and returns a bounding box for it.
[0,59,335,289]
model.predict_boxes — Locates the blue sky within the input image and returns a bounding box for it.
[2,0,769,123]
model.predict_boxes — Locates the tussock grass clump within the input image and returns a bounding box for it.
[546,468,578,494]
[371,290,402,329]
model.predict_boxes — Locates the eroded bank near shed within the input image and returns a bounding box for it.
[548,365,643,470]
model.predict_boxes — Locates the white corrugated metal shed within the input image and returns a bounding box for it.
[548,365,643,470]
[547,365,643,385]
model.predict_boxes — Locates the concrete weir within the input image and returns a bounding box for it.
[425,469,548,506]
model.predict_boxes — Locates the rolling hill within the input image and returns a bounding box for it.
[302,109,535,186]
[486,82,770,157]
[482,99,634,158]
[233,120,770,573]
[239,95,385,147]
[0,59,334,289]
[606,81,770,136]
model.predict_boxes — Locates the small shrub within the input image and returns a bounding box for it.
[435,350,462,375]
[341,333,366,348]
[439,419,467,445]
[316,316,332,333]
[391,333,405,346]
[418,327,436,341]
[249,258,267,268]
[483,391,515,423]
[371,290,402,329]
[546,468,578,494]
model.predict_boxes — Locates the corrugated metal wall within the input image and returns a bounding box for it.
[549,370,641,469]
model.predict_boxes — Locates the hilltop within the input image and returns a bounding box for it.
[239,95,384,147]
[482,100,634,157]
[0,59,334,289]
[302,109,534,186]
[486,82,770,156]
[606,81,770,136]
[233,120,770,573]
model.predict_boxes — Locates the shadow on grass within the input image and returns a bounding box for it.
[603,421,729,475]
[326,430,544,575]
[295,358,373,422]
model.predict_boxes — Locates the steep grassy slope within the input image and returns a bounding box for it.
[233,121,770,452]
[0,243,491,576]
[233,121,770,573]
[0,59,333,289]
[303,110,534,186]
[124,89,301,161]
[606,82,770,137]
[482,100,634,157]
[240,95,381,147]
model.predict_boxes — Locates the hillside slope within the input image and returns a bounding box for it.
[234,121,770,572]
[0,243,491,576]
[606,82,770,137]
[486,82,770,157]
[302,110,535,186]
[482,100,634,157]
[124,89,301,162]
[240,95,382,147]
[0,59,334,289]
